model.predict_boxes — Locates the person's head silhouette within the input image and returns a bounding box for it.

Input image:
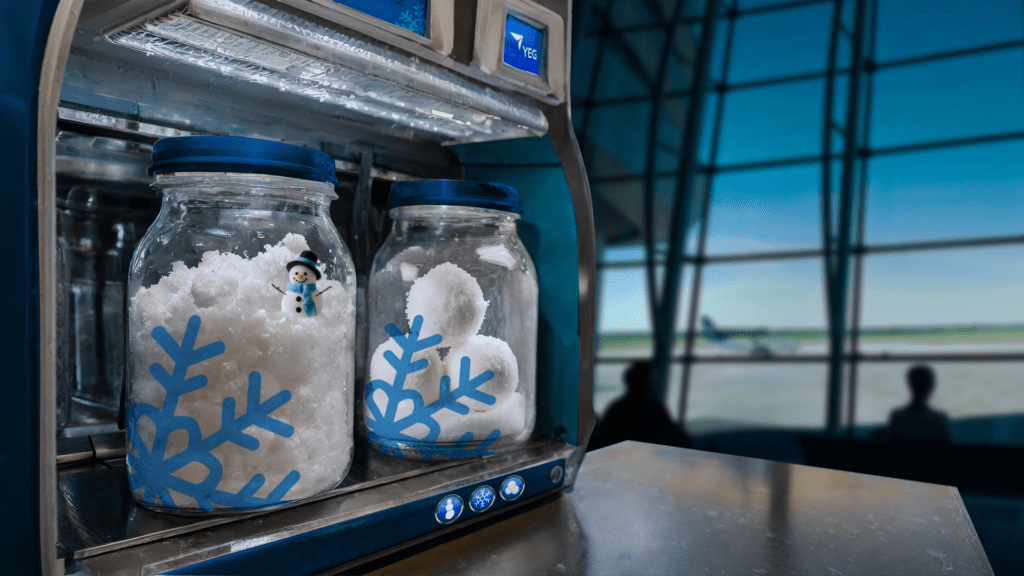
[907,365,936,406]
[624,360,654,395]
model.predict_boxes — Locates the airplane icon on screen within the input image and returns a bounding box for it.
[510,32,524,50]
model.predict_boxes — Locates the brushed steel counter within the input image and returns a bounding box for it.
[369,441,994,575]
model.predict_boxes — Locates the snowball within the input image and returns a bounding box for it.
[435,392,526,442]
[129,234,354,509]
[369,338,444,406]
[476,245,517,269]
[405,262,488,348]
[399,262,419,282]
[447,335,519,412]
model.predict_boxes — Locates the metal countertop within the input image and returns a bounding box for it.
[369,441,994,576]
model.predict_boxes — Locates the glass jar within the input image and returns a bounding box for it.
[127,136,356,513]
[364,180,537,460]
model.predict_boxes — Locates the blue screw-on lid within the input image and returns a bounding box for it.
[149,136,339,185]
[389,180,521,214]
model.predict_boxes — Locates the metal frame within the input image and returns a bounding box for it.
[29,0,596,572]
[584,0,1024,433]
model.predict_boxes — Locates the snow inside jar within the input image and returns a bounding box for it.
[126,136,356,513]
[364,180,538,460]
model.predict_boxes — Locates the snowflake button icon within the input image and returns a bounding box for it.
[500,475,525,501]
[470,485,496,512]
[435,495,464,524]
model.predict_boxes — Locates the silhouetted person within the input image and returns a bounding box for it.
[885,365,952,443]
[588,360,693,451]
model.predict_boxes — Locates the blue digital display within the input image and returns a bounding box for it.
[332,0,428,36]
[503,13,544,77]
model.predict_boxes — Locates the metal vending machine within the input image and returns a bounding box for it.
[3,0,595,573]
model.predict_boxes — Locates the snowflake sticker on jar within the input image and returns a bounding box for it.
[127,137,356,513]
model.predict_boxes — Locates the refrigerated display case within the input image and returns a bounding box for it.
[3,0,594,573]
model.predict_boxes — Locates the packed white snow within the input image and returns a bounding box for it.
[447,335,519,412]
[434,393,525,442]
[129,233,354,510]
[405,262,488,348]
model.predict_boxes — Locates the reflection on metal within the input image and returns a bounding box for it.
[543,102,598,448]
[105,0,548,143]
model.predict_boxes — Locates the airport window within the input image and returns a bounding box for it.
[865,141,1024,244]
[873,0,1024,62]
[687,362,830,432]
[575,0,1024,444]
[870,49,1024,149]
[716,80,825,165]
[727,3,832,82]
[707,165,822,254]
[855,362,1024,441]
[859,246,1024,351]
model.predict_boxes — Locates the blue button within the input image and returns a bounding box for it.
[500,475,525,501]
[503,13,543,76]
[470,485,496,512]
[435,495,464,524]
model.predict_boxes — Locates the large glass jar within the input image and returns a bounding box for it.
[127,136,355,513]
[364,180,537,460]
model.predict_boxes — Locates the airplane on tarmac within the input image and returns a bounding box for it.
[700,316,800,357]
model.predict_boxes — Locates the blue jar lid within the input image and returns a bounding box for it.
[149,136,339,185]
[389,180,521,214]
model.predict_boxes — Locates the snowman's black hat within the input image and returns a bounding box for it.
[287,250,322,279]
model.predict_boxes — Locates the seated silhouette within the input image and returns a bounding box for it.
[588,360,692,451]
[883,365,952,443]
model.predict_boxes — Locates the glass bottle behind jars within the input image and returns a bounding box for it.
[365,180,537,460]
[58,186,159,424]
[127,136,355,513]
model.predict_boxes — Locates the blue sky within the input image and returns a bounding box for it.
[593,0,1024,332]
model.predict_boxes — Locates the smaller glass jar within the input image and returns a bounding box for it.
[364,180,538,460]
[127,136,356,513]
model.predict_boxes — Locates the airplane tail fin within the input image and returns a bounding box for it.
[701,316,723,341]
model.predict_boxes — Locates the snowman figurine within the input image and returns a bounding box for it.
[273,250,330,316]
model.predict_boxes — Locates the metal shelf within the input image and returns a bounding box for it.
[59,436,575,573]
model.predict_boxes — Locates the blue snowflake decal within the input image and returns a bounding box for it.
[366,315,502,459]
[127,315,300,511]
[398,4,426,35]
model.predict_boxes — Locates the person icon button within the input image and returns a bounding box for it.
[434,495,464,524]
[500,475,525,501]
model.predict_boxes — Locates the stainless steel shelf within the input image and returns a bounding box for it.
[59,436,576,572]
